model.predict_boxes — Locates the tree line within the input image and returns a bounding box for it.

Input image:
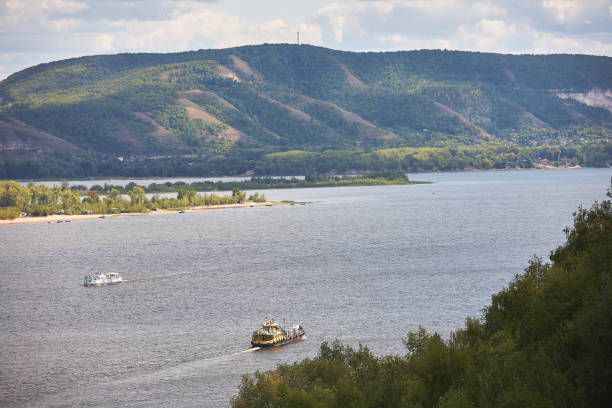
[78,172,416,195]
[1,143,610,180]
[0,181,264,220]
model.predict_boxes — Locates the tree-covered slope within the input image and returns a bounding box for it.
[1,44,611,161]
[232,186,612,407]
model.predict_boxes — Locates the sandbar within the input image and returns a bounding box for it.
[0,201,286,226]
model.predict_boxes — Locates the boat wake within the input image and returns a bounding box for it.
[115,347,262,386]
[45,346,262,406]
[122,270,200,283]
[228,347,261,356]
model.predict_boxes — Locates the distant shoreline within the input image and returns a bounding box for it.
[13,165,588,184]
[0,201,287,226]
[406,164,584,174]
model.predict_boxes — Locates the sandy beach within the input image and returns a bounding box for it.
[0,201,286,226]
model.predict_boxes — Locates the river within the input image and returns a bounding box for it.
[1,168,610,407]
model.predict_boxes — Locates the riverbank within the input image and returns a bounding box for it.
[0,201,287,226]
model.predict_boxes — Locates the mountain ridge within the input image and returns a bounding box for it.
[0,44,611,176]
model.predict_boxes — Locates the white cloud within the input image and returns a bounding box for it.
[540,0,611,24]
[94,33,115,53]
[100,4,322,53]
[531,32,612,55]
[1,0,88,24]
[453,19,522,53]
[378,34,456,50]
[41,0,89,14]
[472,19,517,49]
[0,0,611,80]
[469,2,506,18]
[314,0,521,48]
[480,19,517,37]
[260,19,289,32]
[542,0,581,23]
[4,0,88,14]
[46,18,81,33]
[297,23,323,45]
[331,15,346,42]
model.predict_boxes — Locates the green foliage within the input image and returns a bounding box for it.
[247,192,266,203]
[232,187,247,202]
[232,185,612,407]
[254,144,612,175]
[1,142,611,179]
[0,207,19,219]
[0,180,31,207]
[0,180,262,217]
[128,186,146,205]
[203,83,331,146]
[140,173,416,194]
[1,45,611,177]
[150,103,227,146]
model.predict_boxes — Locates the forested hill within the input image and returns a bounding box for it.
[0,44,611,177]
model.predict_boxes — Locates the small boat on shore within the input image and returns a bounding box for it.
[251,320,305,348]
[84,272,123,287]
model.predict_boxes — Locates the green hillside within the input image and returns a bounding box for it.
[0,45,611,177]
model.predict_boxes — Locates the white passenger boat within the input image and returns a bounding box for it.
[84,272,123,286]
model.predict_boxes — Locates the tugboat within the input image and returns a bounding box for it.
[251,320,305,348]
[84,272,123,287]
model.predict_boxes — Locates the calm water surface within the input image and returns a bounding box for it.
[1,168,611,407]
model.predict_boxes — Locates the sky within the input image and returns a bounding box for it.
[1,0,612,80]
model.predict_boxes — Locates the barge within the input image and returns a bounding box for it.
[251,320,305,348]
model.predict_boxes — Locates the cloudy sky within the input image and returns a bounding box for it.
[1,0,611,79]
